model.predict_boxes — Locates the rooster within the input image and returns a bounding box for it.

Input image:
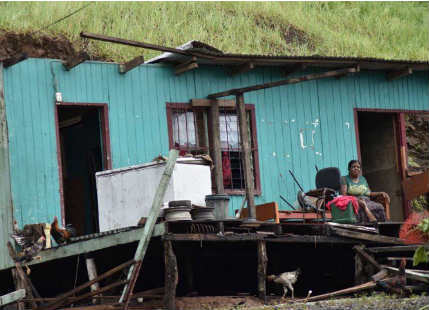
[11,221,46,274]
[50,216,76,245]
[377,258,407,295]
[267,268,301,299]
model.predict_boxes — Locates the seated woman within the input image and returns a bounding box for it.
[340,160,390,223]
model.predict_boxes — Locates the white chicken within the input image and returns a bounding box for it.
[267,268,301,299]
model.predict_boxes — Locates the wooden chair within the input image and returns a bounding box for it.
[370,194,391,221]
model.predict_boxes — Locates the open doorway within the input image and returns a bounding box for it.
[56,103,111,236]
[355,111,404,221]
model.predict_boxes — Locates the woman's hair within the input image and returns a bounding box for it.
[348,159,361,170]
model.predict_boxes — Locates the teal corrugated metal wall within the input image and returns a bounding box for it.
[3,59,429,232]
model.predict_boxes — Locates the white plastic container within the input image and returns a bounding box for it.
[95,158,212,231]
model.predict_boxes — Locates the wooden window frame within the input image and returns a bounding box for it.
[166,102,261,196]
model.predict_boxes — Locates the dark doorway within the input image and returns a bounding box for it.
[56,104,110,236]
[356,111,404,221]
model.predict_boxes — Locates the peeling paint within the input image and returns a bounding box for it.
[345,122,350,129]
[312,119,320,128]
[272,152,276,157]
[299,128,316,150]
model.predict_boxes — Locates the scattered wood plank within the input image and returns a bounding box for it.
[63,51,90,71]
[175,57,198,75]
[330,227,404,244]
[240,202,280,223]
[119,56,145,74]
[38,259,135,310]
[382,265,429,284]
[208,67,359,98]
[327,222,378,234]
[386,67,413,81]
[0,289,26,306]
[367,245,429,254]
[295,281,376,303]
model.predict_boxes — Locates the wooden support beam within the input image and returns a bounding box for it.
[85,256,100,304]
[329,226,405,244]
[282,63,306,77]
[120,150,179,303]
[163,240,178,310]
[209,99,224,194]
[2,53,28,68]
[63,51,90,71]
[81,32,190,56]
[229,62,254,76]
[11,269,25,310]
[174,57,198,75]
[386,67,413,81]
[257,240,267,303]
[119,55,145,74]
[0,289,26,307]
[191,98,235,108]
[353,245,382,271]
[367,245,429,254]
[236,93,256,220]
[208,67,359,99]
[336,65,360,79]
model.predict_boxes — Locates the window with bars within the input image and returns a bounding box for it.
[166,103,260,194]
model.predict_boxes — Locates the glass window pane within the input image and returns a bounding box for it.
[172,111,196,147]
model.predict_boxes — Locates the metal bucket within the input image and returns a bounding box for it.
[205,194,230,220]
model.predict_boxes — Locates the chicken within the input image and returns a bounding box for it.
[11,221,46,274]
[50,216,76,245]
[267,268,301,299]
[377,258,407,295]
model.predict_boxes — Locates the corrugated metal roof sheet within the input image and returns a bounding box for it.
[147,40,429,70]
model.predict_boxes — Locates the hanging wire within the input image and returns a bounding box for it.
[30,3,93,36]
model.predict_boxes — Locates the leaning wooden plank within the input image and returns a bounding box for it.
[353,245,382,271]
[294,281,376,303]
[330,227,404,244]
[382,265,429,284]
[38,259,135,310]
[119,149,179,304]
[119,55,145,74]
[0,289,25,306]
[327,222,378,234]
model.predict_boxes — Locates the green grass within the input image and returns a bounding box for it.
[0,2,427,62]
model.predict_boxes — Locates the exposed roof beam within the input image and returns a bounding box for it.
[336,65,360,79]
[63,51,90,71]
[283,63,306,77]
[2,53,27,68]
[228,62,254,76]
[191,98,235,108]
[119,55,145,74]
[386,67,413,81]
[175,56,198,75]
[208,67,359,99]
[81,32,191,56]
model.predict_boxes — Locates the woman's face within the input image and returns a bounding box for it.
[349,162,361,177]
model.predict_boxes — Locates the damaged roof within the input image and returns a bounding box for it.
[146,40,429,71]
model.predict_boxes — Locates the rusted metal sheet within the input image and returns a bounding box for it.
[402,169,429,201]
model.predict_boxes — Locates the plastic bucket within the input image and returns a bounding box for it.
[205,194,230,220]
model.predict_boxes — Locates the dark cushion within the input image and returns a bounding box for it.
[315,167,341,191]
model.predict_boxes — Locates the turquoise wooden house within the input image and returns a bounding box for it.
[0,40,428,271]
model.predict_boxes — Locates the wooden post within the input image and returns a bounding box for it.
[85,256,100,304]
[235,93,256,220]
[257,241,267,303]
[354,252,365,285]
[11,269,25,310]
[119,150,179,304]
[163,240,178,310]
[209,100,224,194]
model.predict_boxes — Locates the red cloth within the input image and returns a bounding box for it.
[222,151,232,186]
[326,196,359,214]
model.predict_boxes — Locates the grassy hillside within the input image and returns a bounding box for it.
[0,2,428,62]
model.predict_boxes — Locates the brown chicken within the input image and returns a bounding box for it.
[50,216,76,245]
[267,268,301,299]
[377,258,407,295]
[11,220,46,274]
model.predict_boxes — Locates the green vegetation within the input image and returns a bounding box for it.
[0,2,428,62]
[413,218,429,266]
